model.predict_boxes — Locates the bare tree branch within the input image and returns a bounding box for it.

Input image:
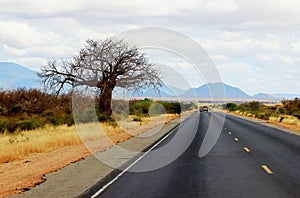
[38,38,162,115]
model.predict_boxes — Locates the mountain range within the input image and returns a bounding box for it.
[0,62,41,89]
[130,83,300,100]
[0,62,299,100]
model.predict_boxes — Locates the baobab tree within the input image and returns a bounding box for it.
[38,38,162,115]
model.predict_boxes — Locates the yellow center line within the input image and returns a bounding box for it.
[228,132,232,135]
[261,165,274,174]
[243,147,251,153]
[234,137,239,142]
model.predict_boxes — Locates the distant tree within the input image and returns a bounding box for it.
[226,103,237,112]
[38,38,162,115]
[282,98,300,119]
[248,101,262,111]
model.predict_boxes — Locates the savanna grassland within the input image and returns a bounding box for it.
[224,99,300,132]
[0,88,198,196]
[0,88,196,163]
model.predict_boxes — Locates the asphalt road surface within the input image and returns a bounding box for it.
[81,112,300,198]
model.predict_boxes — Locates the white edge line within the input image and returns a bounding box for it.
[91,125,180,198]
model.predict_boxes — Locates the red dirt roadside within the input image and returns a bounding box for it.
[0,144,90,197]
[0,114,179,197]
[0,131,132,197]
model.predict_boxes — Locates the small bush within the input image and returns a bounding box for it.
[149,103,166,115]
[257,112,271,120]
[65,116,75,127]
[226,103,237,112]
[129,98,151,116]
[181,103,197,111]
[282,98,300,116]
[97,112,114,122]
[159,102,181,114]
[6,119,18,133]
[292,111,300,119]
[0,118,7,133]
[9,104,23,115]
[43,111,66,125]
[18,118,42,131]
[226,99,300,124]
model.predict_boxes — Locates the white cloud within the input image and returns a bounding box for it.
[0,20,69,49]
[210,55,230,63]
[201,35,281,57]
[291,41,300,54]
[3,44,26,56]
[197,0,238,13]
[276,55,296,65]
[0,0,299,94]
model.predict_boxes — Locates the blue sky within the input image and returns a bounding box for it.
[0,0,300,95]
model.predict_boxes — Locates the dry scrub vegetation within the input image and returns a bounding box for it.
[224,99,300,133]
[0,125,81,164]
[0,114,178,164]
[0,113,180,197]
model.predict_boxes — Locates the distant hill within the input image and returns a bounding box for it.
[116,85,186,98]
[273,94,300,100]
[0,62,41,89]
[181,82,250,99]
[252,93,278,100]
[252,93,300,100]
[1,62,299,100]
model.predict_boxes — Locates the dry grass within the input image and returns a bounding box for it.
[282,117,300,126]
[0,113,183,197]
[0,114,179,164]
[269,115,300,126]
[0,123,126,164]
[0,125,82,164]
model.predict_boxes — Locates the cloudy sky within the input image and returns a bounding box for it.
[0,0,300,95]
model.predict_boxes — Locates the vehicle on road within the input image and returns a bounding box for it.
[199,106,209,112]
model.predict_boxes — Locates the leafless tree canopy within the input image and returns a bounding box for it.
[38,38,162,115]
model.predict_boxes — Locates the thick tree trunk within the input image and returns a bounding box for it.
[98,86,113,115]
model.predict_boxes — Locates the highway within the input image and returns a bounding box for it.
[81,112,300,198]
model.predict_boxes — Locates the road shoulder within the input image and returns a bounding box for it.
[225,112,300,136]
[13,113,192,198]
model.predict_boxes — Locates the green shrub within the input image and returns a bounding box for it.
[149,103,166,115]
[6,119,18,133]
[248,101,262,111]
[169,102,181,114]
[159,102,181,114]
[282,98,300,116]
[0,118,7,133]
[292,111,300,120]
[129,98,152,116]
[226,103,237,112]
[43,111,67,125]
[65,116,75,126]
[181,103,197,111]
[129,99,183,116]
[18,118,42,131]
[278,108,285,114]
[97,112,114,122]
[256,112,271,120]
